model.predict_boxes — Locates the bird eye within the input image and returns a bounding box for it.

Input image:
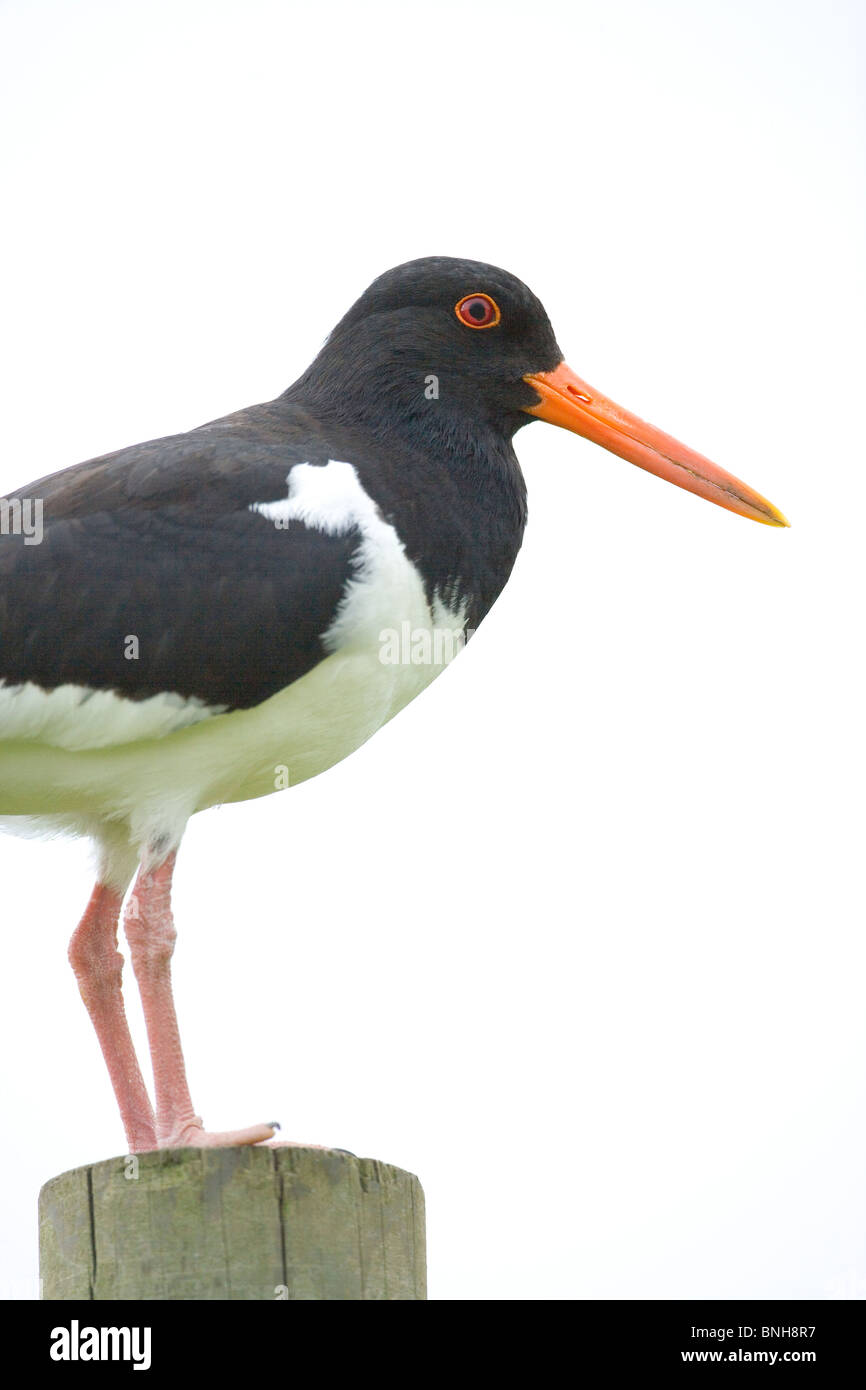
[455,293,501,329]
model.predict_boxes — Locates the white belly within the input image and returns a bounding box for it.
[0,638,439,818]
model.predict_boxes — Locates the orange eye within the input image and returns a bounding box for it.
[455,293,501,329]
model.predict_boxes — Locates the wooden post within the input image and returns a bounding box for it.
[39,1146,426,1300]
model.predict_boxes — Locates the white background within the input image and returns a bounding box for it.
[0,0,863,1301]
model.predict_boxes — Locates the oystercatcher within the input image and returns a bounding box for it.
[0,257,787,1153]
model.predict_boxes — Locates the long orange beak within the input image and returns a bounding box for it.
[523,362,788,527]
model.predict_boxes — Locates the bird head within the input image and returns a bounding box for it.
[295,255,788,527]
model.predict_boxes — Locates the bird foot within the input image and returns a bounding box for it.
[158,1118,278,1148]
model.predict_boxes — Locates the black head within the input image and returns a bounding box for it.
[287,256,563,443]
[285,255,788,527]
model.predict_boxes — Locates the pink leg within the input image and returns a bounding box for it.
[68,883,157,1153]
[123,851,276,1148]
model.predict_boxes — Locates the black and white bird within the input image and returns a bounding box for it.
[0,257,787,1153]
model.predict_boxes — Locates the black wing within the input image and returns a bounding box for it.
[0,403,359,711]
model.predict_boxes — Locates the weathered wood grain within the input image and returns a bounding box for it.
[39,1146,426,1300]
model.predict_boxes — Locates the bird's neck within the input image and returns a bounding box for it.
[280,384,529,629]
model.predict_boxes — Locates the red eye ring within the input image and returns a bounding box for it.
[455,293,501,329]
